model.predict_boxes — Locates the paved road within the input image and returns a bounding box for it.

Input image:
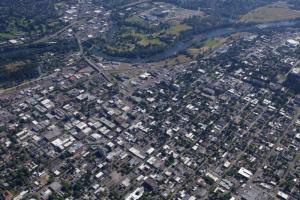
[238,107,299,197]
[74,33,111,82]
[0,72,58,95]
[33,18,88,44]
[284,60,300,77]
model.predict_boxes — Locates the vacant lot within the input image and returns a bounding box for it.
[240,2,300,23]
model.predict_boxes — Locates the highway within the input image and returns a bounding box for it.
[33,18,89,44]
[75,33,111,82]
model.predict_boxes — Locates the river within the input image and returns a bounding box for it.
[91,19,300,63]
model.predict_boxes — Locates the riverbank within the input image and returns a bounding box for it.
[90,19,300,63]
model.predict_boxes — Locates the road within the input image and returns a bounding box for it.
[237,107,299,198]
[0,72,58,95]
[33,18,88,44]
[278,59,300,84]
[284,60,300,77]
[75,33,111,82]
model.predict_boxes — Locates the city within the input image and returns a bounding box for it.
[0,0,299,200]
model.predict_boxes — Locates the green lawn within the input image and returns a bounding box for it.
[165,24,192,35]
[138,38,164,46]
[125,16,146,25]
[203,38,224,48]
[122,28,164,47]
[0,33,15,40]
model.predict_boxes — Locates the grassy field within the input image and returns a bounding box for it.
[109,23,195,52]
[187,48,202,57]
[187,38,226,57]
[138,38,164,46]
[123,29,165,47]
[125,16,147,26]
[165,24,192,35]
[240,2,300,23]
[162,55,192,66]
[107,43,135,53]
[203,38,226,48]
[126,23,191,46]
[4,61,28,72]
[0,33,16,40]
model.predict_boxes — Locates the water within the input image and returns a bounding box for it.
[92,19,300,63]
